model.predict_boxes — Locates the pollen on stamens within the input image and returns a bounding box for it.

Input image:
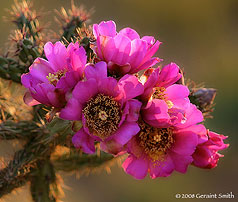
[83,94,121,140]
[152,87,166,100]
[138,120,174,161]
[46,70,66,86]
[151,87,174,109]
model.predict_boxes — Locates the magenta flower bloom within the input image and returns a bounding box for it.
[60,61,144,154]
[21,41,87,108]
[93,20,161,76]
[122,103,204,179]
[193,131,229,169]
[140,63,190,128]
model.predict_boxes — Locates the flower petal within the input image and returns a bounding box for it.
[117,74,144,102]
[156,63,181,88]
[142,99,170,128]
[111,122,140,146]
[171,128,198,155]
[111,33,131,65]
[98,20,117,37]
[72,79,98,105]
[176,104,204,128]
[60,97,82,120]
[28,58,53,83]
[98,77,119,97]
[85,61,107,81]
[122,155,148,180]
[23,91,41,106]
[119,27,140,40]
[170,152,193,173]
[72,129,95,154]
[129,39,147,69]
[44,41,67,71]
[126,99,142,122]
[149,155,175,178]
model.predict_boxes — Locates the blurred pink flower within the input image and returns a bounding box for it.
[193,131,229,168]
[122,103,204,179]
[93,20,161,77]
[60,61,144,154]
[21,41,87,108]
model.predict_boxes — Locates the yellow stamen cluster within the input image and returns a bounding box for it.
[152,87,174,109]
[46,70,66,86]
[83,94,121,140]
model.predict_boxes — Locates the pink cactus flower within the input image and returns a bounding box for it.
[21,41,87,108]
[60,61,144,154]
[193,131,229,169]
[140,63,190,128]
[122,103,204,179]
[93,20,161,77]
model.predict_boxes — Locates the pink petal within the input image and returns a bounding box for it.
[177,124,208,144]
[170,152,193,173]
[47,91,63,108]
[156,63,181,88]
[98,77,119,97]
[28,58,53,83]
[119,27,140,40]
[72,79,98,104]
[60,97,82,120]
[171,129,198,155]
[111,122,140,146]
[165,84,190,100]
[56,71,80,92]
[98,20,117,37]
[176,104,204,129]
[117,75,144,102]
[97,36,116,62]
[93,24,100,38]
[133,57,160,73]
[85,61,107,81]
[165,84,190,110]
[140,67,160,101]
[44,41,67,71]
[21,74,32,88]
[141,36,155,45]
[126,99,142,122]
[23,91,41,106]
[192,146,212,168]
[72,129,95,154]
[111,33,131,65]
[122,155,148,180]
[149,155,175,178]
[129,39,147,69]
[141,40,161,65]
[142,99,170,128]
[68,45,87,74]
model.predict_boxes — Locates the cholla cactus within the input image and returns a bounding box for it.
[0,0,228,201]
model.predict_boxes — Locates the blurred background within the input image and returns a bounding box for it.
[0,0,237,201]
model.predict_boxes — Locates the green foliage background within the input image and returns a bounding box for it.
[0,0,237,201]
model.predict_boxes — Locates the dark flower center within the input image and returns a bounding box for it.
[83,94,121,140]
[138,120,174,161]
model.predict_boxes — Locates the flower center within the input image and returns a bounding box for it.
[138,120,174,161]
[152,87,174,109]
[46,70,66,86]
[83,94,121,140]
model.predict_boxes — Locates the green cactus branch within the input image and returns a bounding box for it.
[30,160,58,202]
[53,151,116,172]
[0,121,41,140]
